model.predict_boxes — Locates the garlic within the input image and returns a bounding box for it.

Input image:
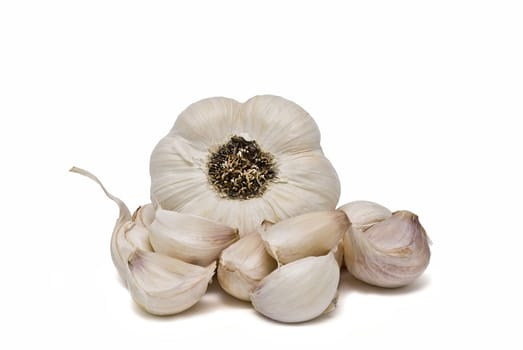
[217,232,277,301]
[260,210,349,264]
[71,93,435,322]
[69,167,153,280]
[149,209,239,266]
[127,249,215,316]
[250,253,340,323]
[339,200,392,233]
[150,95,340,235]
[71,167,214,315]
[339,201,431,288]
[111,205,155,279]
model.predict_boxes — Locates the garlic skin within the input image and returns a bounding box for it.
[340,201,431,288]
[149,209,239,266]
[250,253,340,323]
[260,210,349,264]
[150,95,340,235]
[127,250,215,316]
[217,232,277,301]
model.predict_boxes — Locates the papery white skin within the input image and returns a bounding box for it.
[217,232,277,301]
[149,208,239,266]
[250,253,340,323]
[150,95,341,235]
[340,201,431,288]
[127,250,215,316]
[261,210,350,264]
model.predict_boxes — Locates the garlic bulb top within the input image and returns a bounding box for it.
[150,95,340,235]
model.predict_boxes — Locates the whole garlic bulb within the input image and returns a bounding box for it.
[339,201,431,288]
[149,95,340,235]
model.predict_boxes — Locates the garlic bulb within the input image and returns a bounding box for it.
[339,201,431,288]
[149,209,239,266]
[217,232,277,301]
[149,95,340,235]
[250,253,340,323]
[127,250,215,316]
[260,210,349,264]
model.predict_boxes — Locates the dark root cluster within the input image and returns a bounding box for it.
[208,136,277,200]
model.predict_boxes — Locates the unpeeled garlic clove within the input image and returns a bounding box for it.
[127,249,215,315]
[111,205,154,280]
[250,253,340,323]
[69,167,153,280]
[132,203,155,228]
[340,201,431,288]
[71,167,214,315]
[338,200,392,234]
[217,232,277,301]
[149,209,239,266]
[124,204,155,254]
[260,210,349,264]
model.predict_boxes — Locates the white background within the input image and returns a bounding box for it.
[1,1,522,349]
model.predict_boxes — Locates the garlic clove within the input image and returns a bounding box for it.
[112,206,154,280]
[124,205,154,253]
[217,232,277,301]
[149,209,239,266]
[69,167,153,280]
[133,203,155,228]
[342,203,431,288]
[260,210,349,264]
[323,294,338,314]
[338,200,392,234]
[127,249,215,315]
[250,253,340,323]
[71,167,215,315]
